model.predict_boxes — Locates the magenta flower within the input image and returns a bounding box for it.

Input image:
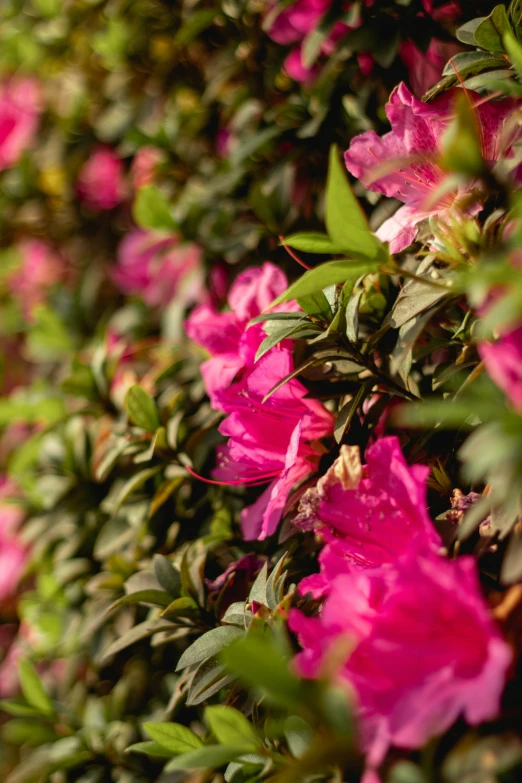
[113,228,203,309]
[290,551,511,769]
[344,84,522,253]
[7,239,64,319]
[0,480,27,603]
[0,78,41,172]
[295,437,441,596]
[185,262,293,408]
[422,0,461,22]
[399,39,462,97]
[265,0,351,82]
[479,325,522,412]
[77,146,125,211]
[212,347,333,540]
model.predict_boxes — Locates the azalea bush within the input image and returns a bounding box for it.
[2,0,522,781]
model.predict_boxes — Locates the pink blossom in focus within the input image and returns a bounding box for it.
[479,325,522,412]
[77,146,125,211]
[7,239,64,319]
[399,39,462,97]
[130,145,165,190]
[113,228,203,309]
[344,84,522,253]
[295,437,441,597]
[213,347,333,540]
[0,78,42,171]
[290,551,511,769]
[185,262,292,408]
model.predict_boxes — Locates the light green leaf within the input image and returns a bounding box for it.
[125,741,173,757]
[205,705,259,750]
[133,186,177,232]
[18,660,54,716]
[325,145,381,259]
[165,745,246,771]
[143,722,203,753]
[269,259,380,307]
[282,232,340,254]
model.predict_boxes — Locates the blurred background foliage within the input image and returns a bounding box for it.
[2,1,522,783]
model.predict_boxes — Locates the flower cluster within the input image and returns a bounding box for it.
[290,440,511,777]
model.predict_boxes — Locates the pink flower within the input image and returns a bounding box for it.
[0,78,41,172]
[185,262,292,408]
[0,480,27,602]
[344,84,522,253]
[113,228,203,309]
[422,0,461,22]
[290,551,511,769]
[130,145,165,190]
[77,146,125,211]
[7,239,64,319]
[479,325,522,411]
[265,0,351,83]
[399,39,462,97]
[295,437,441,597]
[212,347,333,540]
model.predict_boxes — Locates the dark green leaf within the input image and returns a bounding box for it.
[474,5,511,52]
[176,626,244,671]
[124,385,160,432]
[153,554,181,596]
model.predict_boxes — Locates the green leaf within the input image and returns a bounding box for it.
[161,596,199,619]
[334,382,371,444]
[104,589,172,616]
[133,185,177,232]
[124,385,160,432]
[282,232,340,254]
[165,745,247,771]
[504,30,522,75]
[176,626,244,671]
[205,706,259,750]
[254,324,314,362]
[270,260,380,307]
[175,9,219,45]
[126,741,173,758]
[442,50,508,78]
[474,5,512,52]
[143,722,203,753]
[297,292,332,322]
[440,94,484,176]
[153,554,181,596]
[221,637,306,710]
[456,18,484,45]
[0,700,42,717]
[325,145,381,259]
[18,660,54,716]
